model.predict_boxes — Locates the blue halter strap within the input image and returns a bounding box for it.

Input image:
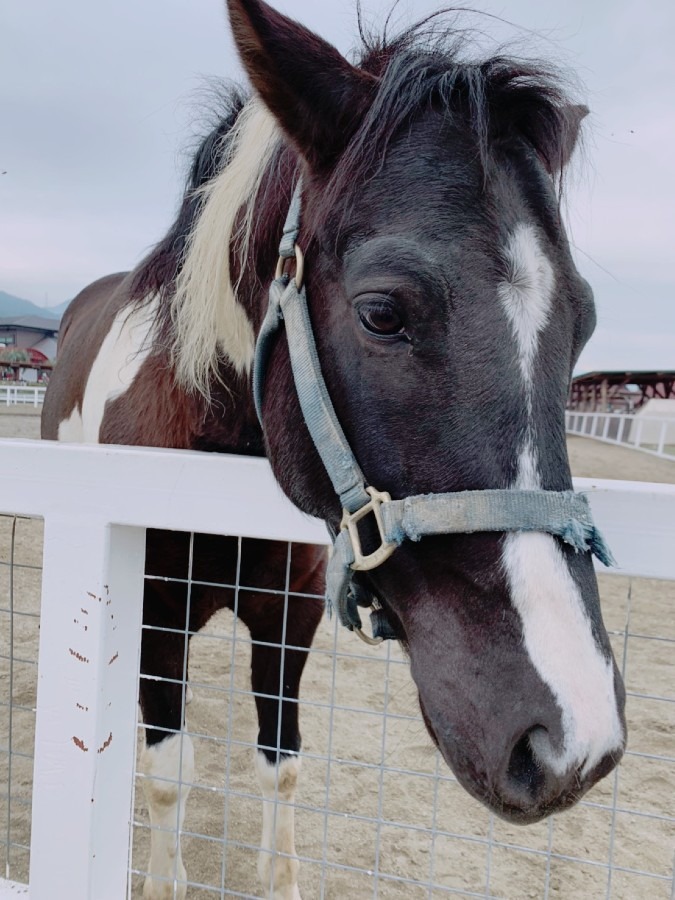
[253,179,615,643]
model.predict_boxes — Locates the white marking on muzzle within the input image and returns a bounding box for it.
[503,520,624,776]
[499,225,623,776]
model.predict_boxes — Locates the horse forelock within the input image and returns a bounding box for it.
[170,98,281,396]
[318,23,580,229]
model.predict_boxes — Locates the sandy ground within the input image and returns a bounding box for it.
[0,411,673,899]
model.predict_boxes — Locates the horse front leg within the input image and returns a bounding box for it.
[138,583,194,900]
[241,587,324,900]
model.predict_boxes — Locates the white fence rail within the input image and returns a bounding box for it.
[0,439,674,899]
[566,411,675,462]
[0,387,46,408]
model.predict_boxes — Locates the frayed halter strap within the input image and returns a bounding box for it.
[253,179,614,644]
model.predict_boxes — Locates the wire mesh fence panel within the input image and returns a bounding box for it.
[0,514,42,884]
[127,533,675,900]
[0,519,673,897]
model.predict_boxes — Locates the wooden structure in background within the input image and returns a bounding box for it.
[568,371,675,412]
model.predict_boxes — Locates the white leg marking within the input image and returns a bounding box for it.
[140,732,194,900]
[255,752,302,900]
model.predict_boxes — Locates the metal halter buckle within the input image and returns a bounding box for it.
[340,486,397,572]
[275,245,304,291]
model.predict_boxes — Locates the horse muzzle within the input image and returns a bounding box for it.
[417,688,625,824]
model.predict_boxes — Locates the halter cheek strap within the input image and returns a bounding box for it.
[253,179,615,643]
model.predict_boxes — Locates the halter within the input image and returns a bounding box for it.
[253,179,614,644]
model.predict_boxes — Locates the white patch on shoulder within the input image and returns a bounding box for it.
[502,446,624,776]
[255,751,302,900]
[498,223,554,386]
[57,297,158,444]
[140,732,194,900]
[57,405,84,442]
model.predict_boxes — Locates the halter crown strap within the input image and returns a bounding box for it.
[278,181,303,260]
[253,179,370,513]
[254,179,615,641]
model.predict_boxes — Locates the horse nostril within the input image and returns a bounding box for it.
[505,727,548,801]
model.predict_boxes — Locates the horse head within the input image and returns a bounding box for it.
[227,0,625,824]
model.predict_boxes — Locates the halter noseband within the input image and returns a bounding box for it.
[253,179,614,644]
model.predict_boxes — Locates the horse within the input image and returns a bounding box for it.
[41,1,627,897]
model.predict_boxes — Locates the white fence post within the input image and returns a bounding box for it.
[29,516,145,900]
[657,420,666,456]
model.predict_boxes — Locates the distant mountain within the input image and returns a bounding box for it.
[0,290,67,320]
[44,298,71,317]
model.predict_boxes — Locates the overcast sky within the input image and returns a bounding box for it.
[1,0,673,373]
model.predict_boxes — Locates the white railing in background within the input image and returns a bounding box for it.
[0,438,674,899]
[566,410,675,462]
[0,386,46,407]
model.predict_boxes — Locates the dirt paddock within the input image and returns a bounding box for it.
[1,411,674,898]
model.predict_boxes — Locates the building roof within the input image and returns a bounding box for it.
[0,315,60,333]
[572,370,675,388]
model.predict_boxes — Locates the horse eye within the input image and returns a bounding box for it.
[357,299,406,339]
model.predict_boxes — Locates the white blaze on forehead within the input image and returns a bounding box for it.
[57,298,158,444]
[498,225,623,775]
[498,223,554,386]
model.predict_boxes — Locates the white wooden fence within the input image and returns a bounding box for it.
[0,439,674,899]
[0,388,46,408]
[566,411,675,462]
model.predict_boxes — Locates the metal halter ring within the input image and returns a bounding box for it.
[353,625,384,646]
[275,245,304,291]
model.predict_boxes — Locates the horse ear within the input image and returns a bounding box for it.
[557,104,588,170]
[226,0,375,171]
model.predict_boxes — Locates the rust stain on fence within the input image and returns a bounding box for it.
[72,737,88,752]
[108,651,119,666]
[97,732,113,754]
[69,648,89,663]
